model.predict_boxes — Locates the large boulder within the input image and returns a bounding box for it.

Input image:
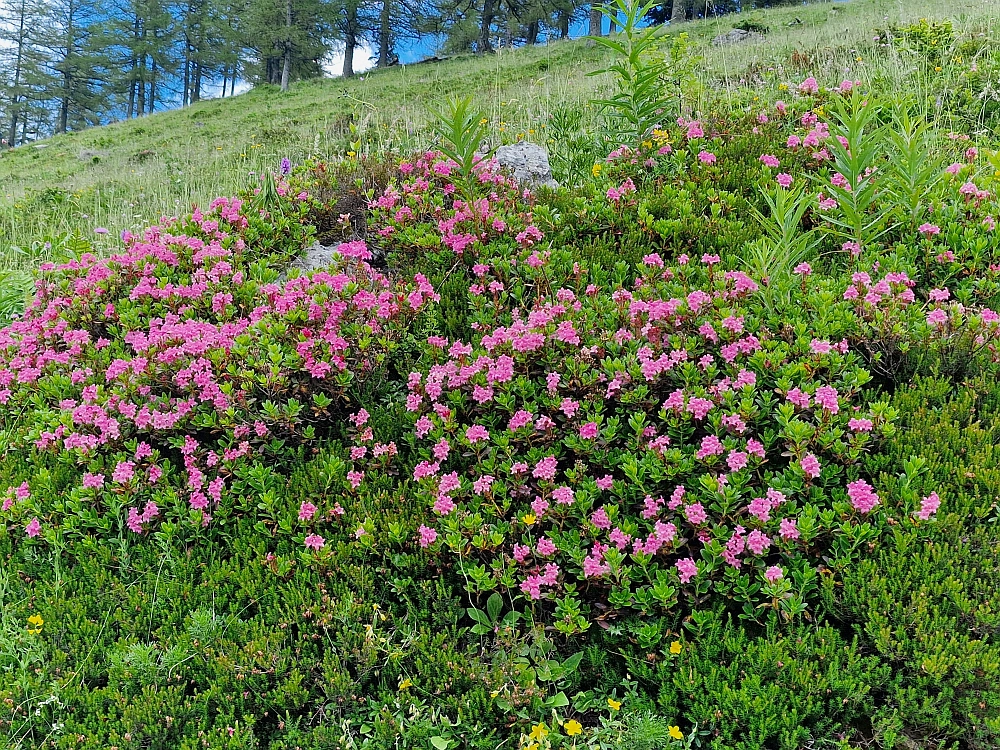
[494,142,558,189]
[712,28,764,46]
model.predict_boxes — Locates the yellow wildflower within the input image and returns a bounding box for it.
[399,677,413,690]
[607,698,621,710]
[521,513,536,526]
[670,640,682,654]
[669,725,683,740]
[529,722,548,740]
[592,163,602,177]
[27,614,43,634]
[564,719,583,736]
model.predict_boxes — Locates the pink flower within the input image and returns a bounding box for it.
[810,339,833,355]
[433,496,456,515]
[698,150,717,164]
[466,425,490,444]
[776,173,793,188]
[82,473,105,489]
[583,554,610,578]
[579,422,599,439]
[552,486,575,505]
[591,507,611,529]
[794,262,812,276]
[304,534,325,550]
[814,385,839,414]
[916,491,941,520]
[25,517,41,538]
[927,308,949,327]
[800,453,821,479]
[848,418,874,432]
[299,502,318,521]
[846,479,880,513]
[798,77,819,94]
[112,460,135,484]
[418,525,438,547]
[473,475,495,495]
[786,388,810,408]
[676,558,698,583]
[759,154,780,168]
[779,517,800,540]
[536,538,557,556]
[918,223,941,236]
[727,451,748,472]
[684,503,708,525]
[596,475,614,490]
[764,565,783,582]
[533,456,558,481]
[746,529,771,555]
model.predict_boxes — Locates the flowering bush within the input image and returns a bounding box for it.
[0,191,435,543]
[356,244,909,628]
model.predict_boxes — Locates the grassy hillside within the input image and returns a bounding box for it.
[1,0,996,273]
[6,0,1000,748]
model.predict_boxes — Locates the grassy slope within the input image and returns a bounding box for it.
[0,0,994,272]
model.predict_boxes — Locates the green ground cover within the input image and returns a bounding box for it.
[5,1,1000,748]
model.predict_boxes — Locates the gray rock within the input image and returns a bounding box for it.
[494,142,558,189]
[287,242,342,274]
[712,28,764,46]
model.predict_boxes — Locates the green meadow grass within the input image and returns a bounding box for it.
[0,0,997,275]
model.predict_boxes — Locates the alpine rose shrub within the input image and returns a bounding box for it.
[0,194,434,541]
[382,248,899,623]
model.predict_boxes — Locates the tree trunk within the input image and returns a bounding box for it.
[526,20,539,45]
[280,0,292,90]
[343,2,357,77]
[557,8,569,38]
[137,59,146,115]
[670,0,688,24]
[377,0,392,67]
[589,5,602,36]
[8,0,27,145]
[479,0,494,52]
[149,57,156,114]
[55,0,76,134]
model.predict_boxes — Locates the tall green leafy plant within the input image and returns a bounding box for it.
[884,105,944,228]
[743,182,816,310]
[432,96,492,184]
[589,0,670,147]
[817,90,895,251]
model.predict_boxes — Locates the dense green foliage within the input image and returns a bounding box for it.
[7,2,1000,749]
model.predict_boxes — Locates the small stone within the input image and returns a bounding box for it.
[494,142,558,189]
[712,28,764,46]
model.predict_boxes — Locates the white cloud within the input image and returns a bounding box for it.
[324,39,377,77]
